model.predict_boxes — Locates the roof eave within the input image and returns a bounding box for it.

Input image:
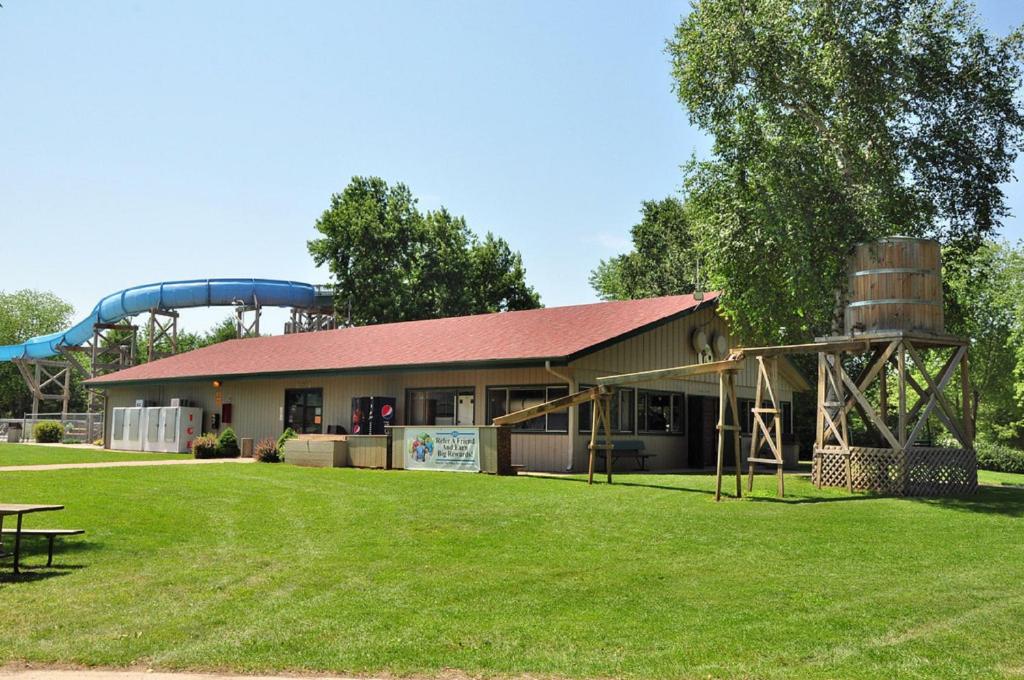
[83,355,573,388]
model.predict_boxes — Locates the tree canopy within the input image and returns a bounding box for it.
[660,0,1024,343]
[0,289,76,417]
[944,240,1024,446]
[308,177,541,325]
[590,197,701,300]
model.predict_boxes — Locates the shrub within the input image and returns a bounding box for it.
[191,433,221,459]
[216,428,241,458]
[254,438,282,463]
[277,427,298,452]
[33,420,64,443]
[975,441,1024,475]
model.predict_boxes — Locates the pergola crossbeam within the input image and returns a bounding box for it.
[492,385,610,426]
[597,357,743,386]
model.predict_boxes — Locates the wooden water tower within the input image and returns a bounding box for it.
[812,237,976,496]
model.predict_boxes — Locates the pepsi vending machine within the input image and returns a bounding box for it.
[350,396,396,435]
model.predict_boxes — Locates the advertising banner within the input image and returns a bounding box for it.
[404,427,481,472]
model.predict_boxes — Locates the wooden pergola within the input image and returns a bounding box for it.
[492,357,750,500]
[491,332,975,501]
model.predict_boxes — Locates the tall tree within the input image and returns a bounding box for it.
[0,289,75,417]
[667,0,1024,343]
[944,240,1024,446]
[308,177,540,325]
[590,197,700,300]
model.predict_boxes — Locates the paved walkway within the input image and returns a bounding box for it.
[0,458,254,473]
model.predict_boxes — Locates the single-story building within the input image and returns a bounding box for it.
[86,293,809,472]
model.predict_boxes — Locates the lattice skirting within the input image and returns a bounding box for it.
[813,446,977,496]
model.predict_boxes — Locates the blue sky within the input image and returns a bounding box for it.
[1,1,1022,335]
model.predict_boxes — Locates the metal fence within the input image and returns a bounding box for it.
[1,413,104,444]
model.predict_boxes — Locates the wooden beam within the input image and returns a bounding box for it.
[838,340,899,421]
[493,385,610,426]
[840,366,901,451]
[733,339,870,358]
[898,344,907,448]
[960,348,974,447]
[905,344,967,447]
[904,343,968,447]
[598,358,743,387]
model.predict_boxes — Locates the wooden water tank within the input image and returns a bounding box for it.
[844,237,944,335]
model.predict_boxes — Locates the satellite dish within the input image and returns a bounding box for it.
[691,329,708,353]
[713,333,728,358]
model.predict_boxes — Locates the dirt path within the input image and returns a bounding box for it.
[0,672,363,680]
[0,458,254,472]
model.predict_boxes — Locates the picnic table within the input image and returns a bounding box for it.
[0,504,64,574]
[594,440,654,471]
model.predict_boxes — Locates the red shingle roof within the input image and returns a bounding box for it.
[86,293,718,385]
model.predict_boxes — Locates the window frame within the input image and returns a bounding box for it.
[404,386,476,426]
[739,399,794,439]
[636,388,686,435]
[485,384,571,434]
[578,386,636,435]
[284,387,324,434]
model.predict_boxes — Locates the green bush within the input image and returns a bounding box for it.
[975,441,1024,475]
[216,428,241,458]
[191,433,220,459]
[33,420,64,443]
[254,438,282,463]
[276,427,298,452]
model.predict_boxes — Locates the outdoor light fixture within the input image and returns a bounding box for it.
[212,380,222,388]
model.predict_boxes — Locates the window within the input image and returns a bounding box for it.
[740,399,793,437]
[284,388,323,434]
[406,388,475,426]
[637,390,685,434]
[738,399,755,434]
[579,387,635,434]
[781,401,794,436]
[486,386,569,433]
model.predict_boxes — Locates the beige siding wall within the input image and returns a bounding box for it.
[103,364,575,471]
[102,307,803,473]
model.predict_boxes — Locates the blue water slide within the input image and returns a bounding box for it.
[0,278,317,362]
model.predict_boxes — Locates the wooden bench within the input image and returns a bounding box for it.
[595,440,654,471]
[1,529,84,566]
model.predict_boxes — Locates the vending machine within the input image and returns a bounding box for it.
[350,396,396,434]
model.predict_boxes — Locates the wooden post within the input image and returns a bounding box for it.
[897,344,907,448]
[771,357,784,497]
[814,353,826,488]
[960,348,973,447]
[715,372,726,502]
[32,362,41,418]
[715,370,743,501]
[602,394,613,484]
[587,397,599,485]
[747,358,764,492]
[830,353,853,494]
[728,372,743,498]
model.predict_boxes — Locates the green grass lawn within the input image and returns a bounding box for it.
[0,464,1022,679]
[979,468,1024,488]
[0,443,187,466]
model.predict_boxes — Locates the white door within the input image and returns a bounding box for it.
[456,394,474,425]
